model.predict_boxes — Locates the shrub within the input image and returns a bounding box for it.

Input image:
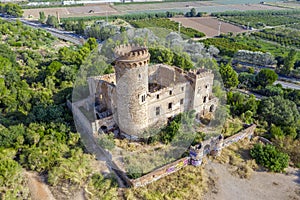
[250,144,289,172]
[98,133,115,150]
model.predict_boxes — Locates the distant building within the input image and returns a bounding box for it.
[87,44,217,139]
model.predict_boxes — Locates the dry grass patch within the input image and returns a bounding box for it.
[124,165,209,200]
[214,138,258,179]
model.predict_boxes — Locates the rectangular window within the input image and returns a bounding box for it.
[156,107,160,116]
[169,90,172,95]
[180,99,184,105]
[142,94,146,102]
[157,94,159,99]
[181,87,184,91]
[168,103,172,110]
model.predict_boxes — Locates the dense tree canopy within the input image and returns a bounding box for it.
[219,63,239,89]
[255,69,278,87]
[0,3,23,17]
[258,95,299,126]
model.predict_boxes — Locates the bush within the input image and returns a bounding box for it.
[250,144,289,172]
[98,133,115,150]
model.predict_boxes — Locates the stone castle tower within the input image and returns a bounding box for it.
[114,44,150,136]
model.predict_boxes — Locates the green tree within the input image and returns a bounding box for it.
[46,15,59,28]
[219,63,239,89]
[270,124,284,140]
[84,37,98,51]
[255,69,278,87]
[191,8,197,17]
[238,72,255,88]
[46,61,63,76]
[0,150,29,199]
[1,3,23,17]
[250,144,289,172]
[258,95,299,126]
[282,49,297,74]
[86,173,118,200]
[39,11,46,23]
[48,148,93,187]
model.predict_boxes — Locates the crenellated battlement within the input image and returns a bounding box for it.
[188,68,213,79]
[114,43,150,65]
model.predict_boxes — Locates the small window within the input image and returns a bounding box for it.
[157,94,159,99]
[138,74,141,79]
[156,107,160,116]
[142,95,146,102]
[205,84,209,89]
[168,103,172,110]
[180,99,184,105]
[181,87,184,91]
[203,96,207,103]
[169,90,172,95]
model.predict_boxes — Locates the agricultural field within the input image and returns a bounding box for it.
[171,17,246,38]
[252,27,300,49]
[112,1,284,14]
[201,35,293,57]
[127,18,205,38]
[287,23,300,30]
[214,10,300,28]
[23,4,118,19]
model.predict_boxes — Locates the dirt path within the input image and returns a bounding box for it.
[203,161,300,200]
[25,171,56,200]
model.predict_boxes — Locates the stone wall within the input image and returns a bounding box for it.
[71,99,93,135]
[130,157,190,187]
[223,124,256,148]
[127,124,256,187]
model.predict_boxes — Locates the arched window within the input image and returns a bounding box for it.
[210,105,215,112]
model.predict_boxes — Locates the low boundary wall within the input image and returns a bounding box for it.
[128,124,256,187]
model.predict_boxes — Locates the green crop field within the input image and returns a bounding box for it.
[127,18,205,38]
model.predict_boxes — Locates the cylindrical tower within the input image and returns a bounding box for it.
[114,44,150,137]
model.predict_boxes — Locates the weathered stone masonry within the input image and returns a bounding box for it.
[87,44,218,138]
[127,124,256,187]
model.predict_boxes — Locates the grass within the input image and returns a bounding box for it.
[215,138,258,179]
[125,164,208,200]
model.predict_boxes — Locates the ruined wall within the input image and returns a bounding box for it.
[192,71,214,114]
[92,115,115,135]
[71,99,93,135]
[147,82,191,127]
[147,64,194,128]
[223,124,256,148]
[130,157,190,187]
[126,124,256,187]
[88,74,116,97]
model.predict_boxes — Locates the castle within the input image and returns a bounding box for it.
[87,44,218,139]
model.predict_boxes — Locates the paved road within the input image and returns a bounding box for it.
[235,89,264,100]
[274,80,300,90]
[0,15,84,45]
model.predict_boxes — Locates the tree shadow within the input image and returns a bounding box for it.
[52,86,73,104]
[0,111,27,126]
[293,169,300,185]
